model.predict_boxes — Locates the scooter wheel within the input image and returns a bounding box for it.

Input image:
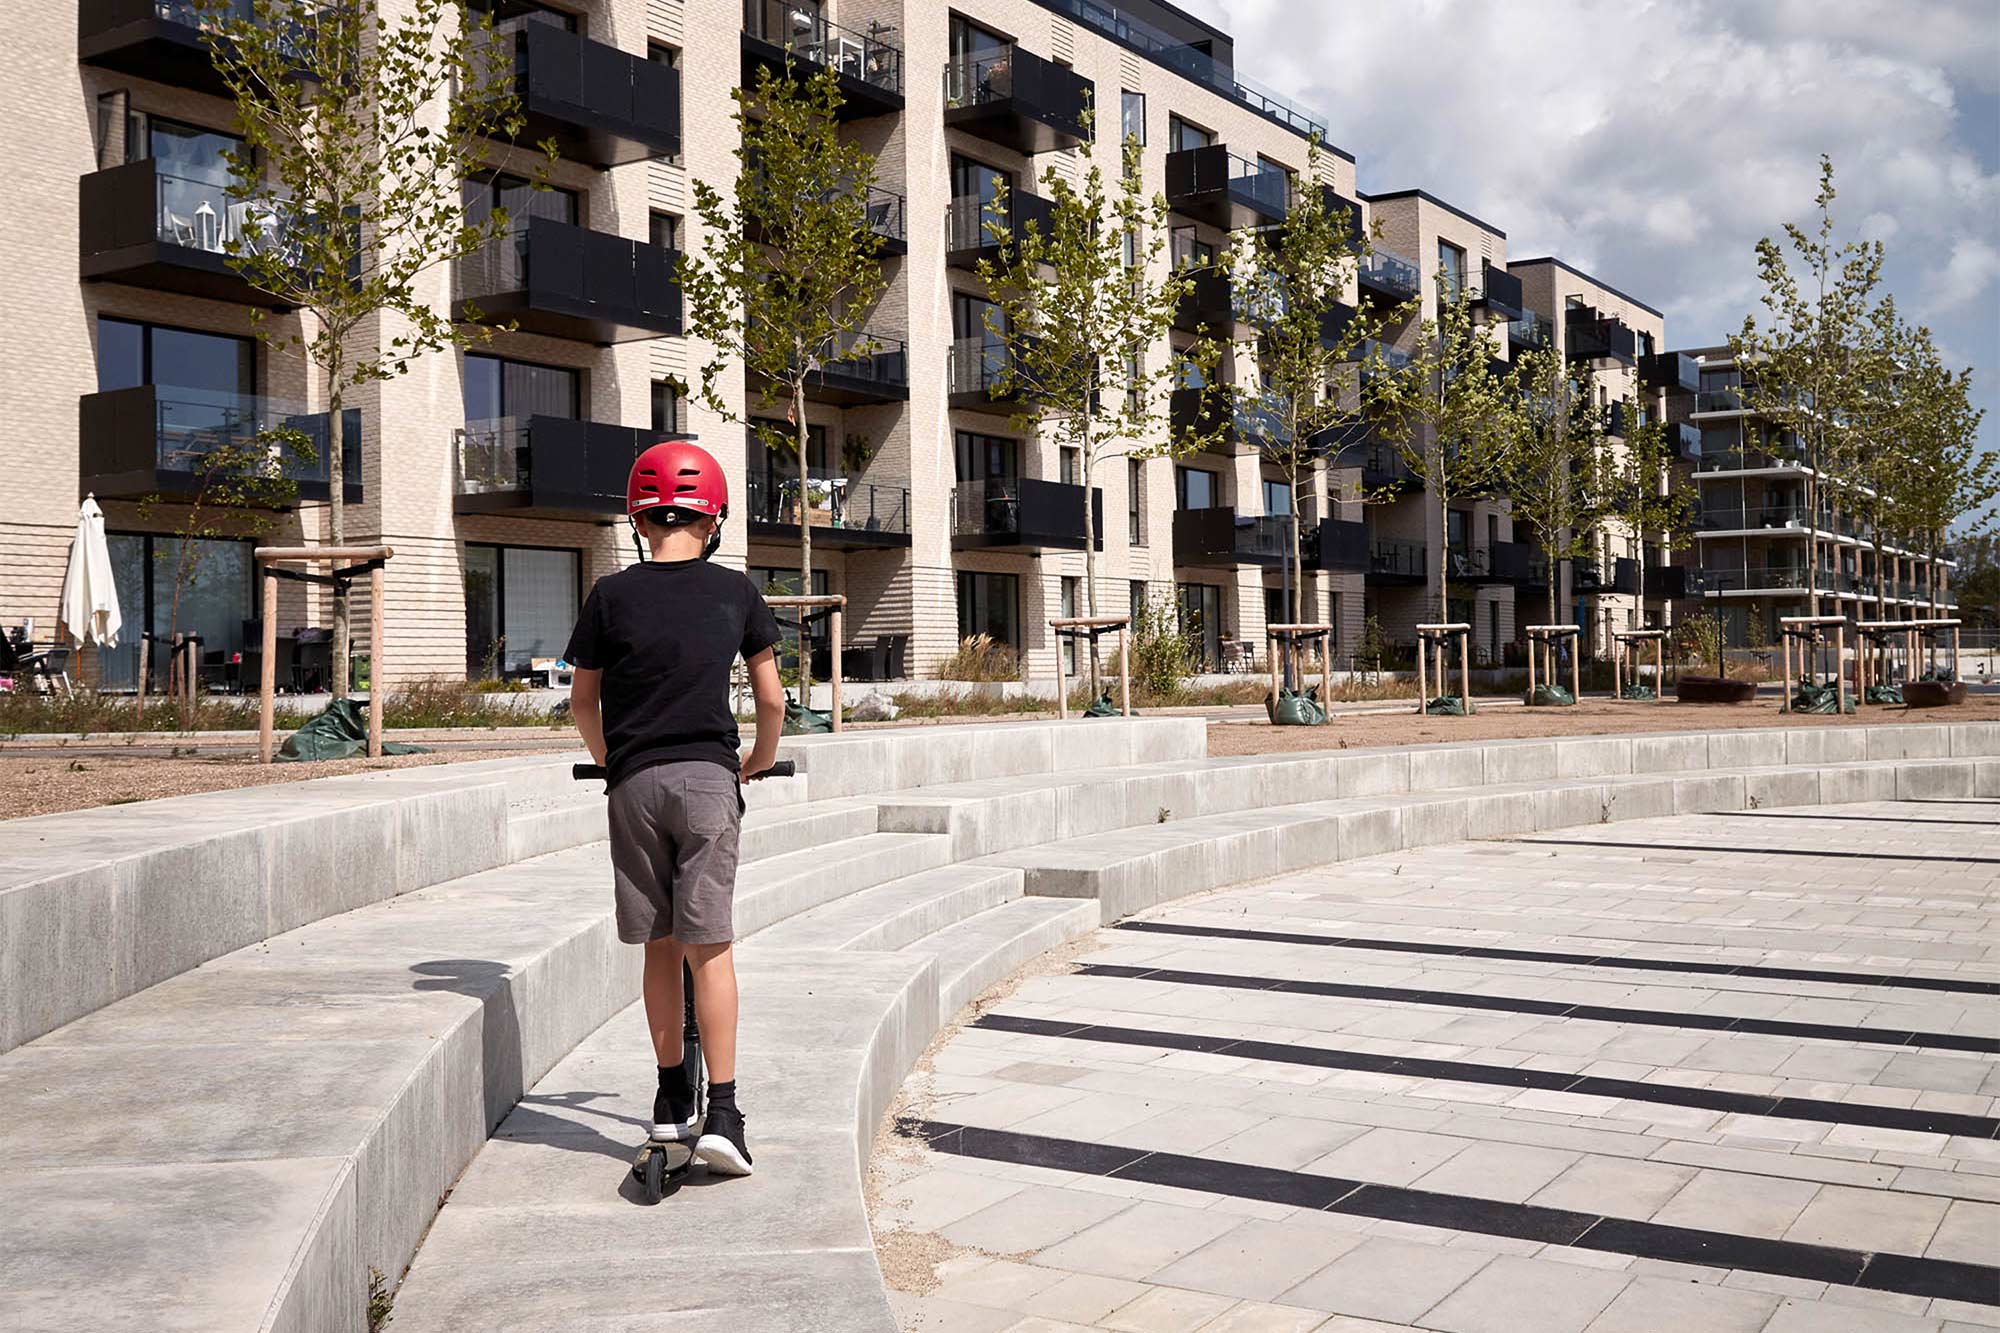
[640,1146,665,1203]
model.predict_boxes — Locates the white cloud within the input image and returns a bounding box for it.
[1177,0,1999,444]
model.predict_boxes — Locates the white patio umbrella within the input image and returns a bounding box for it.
[59,494,121,649]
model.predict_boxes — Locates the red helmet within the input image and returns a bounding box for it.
[628,439,728,520]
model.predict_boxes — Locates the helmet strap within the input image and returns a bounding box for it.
[628,516,648,564]
[702,516,725,561]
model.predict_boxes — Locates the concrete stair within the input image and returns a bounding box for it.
[754,863,1026,952]
[901,895,1104,1016]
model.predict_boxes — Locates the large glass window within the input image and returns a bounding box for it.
[1128,458,1145,545]
[462,354,579,423]
[1168,115,1213,152]
[98,532,254,691]
[1177,582,1222,669]
[956,571,1019,649]
[748,565,831,661]
[1121,90,1146,145]
[1437,240,1466,303]
[463,543,580,677]
[650,381,682,434]
[748,419,830,525]
[948,14,1009,60]
[954,431,1016,482]
[1176,466,1218,510]
[1261,479,1289,516]
[98,318,254,395]
[953,291,1004,342]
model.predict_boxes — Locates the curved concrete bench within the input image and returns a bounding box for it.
[386,723,2000,1333]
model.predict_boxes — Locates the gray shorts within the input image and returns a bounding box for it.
[607,761,743,946]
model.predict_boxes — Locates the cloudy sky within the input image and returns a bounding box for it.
[1178,0,1999,461]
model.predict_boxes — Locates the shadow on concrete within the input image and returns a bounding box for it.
[409,959,524,1135]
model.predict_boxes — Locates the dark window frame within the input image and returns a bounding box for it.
[463,539,584,679]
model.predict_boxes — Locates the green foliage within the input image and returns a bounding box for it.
[1127,593,1200,697]
[1673,609,1725,677]
[1364,272,1513,618]
[1498,349,1609,626]
[680,62,886,707]
[367,1265,393,1332]
[1227,141,1406,623]
[975,117,1224,624]
[1729,154,1884,616]
[1891,322,1992,613]
[1598,394,1694,613]
[193,0,549,697]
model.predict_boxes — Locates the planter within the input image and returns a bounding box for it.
[1677,675,1757,704]
[1903,680,1967,708]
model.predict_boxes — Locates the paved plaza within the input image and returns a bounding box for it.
[876,799,2000,1333]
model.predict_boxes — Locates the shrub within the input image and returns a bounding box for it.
[1127,594,1200,701]
[934,634,1022,682]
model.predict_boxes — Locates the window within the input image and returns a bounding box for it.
[1264,586,1287,630]
[954,431,1017,482]
[1487,513,1499,548]
[1120,90,1146,145]
[1168,115,1213,153]
[957,571,1019,649]
[650,381,681,434]
[1437,240,1466,303]
[648,211,681,250]
[1261,479,1289,516]
[647,41,680,67]
[1128,458,1145,545]
[462,354,579,423]
[1060,576,1079,672]
[1447,509,1468,557]
[953,291,1004,343]
[1059,446,1079,487]
[1130,580,1147,623]
[495,1,576,33]
[97,317,254,395]
[950,154,1011,249]
[99,532,254,692]
[748,565,831,659]
[464,173,577,230]
[1177,583,1223,669]
[464,543,581,678]
[1176,466,1218,511]
[748,419,830,523]
[1489,602,1501,665]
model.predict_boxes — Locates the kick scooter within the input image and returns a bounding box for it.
[572,758,794,1202]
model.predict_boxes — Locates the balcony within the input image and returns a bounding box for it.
[1368,537,1427,585]
[1165,146,1289,230]
[741,0,903,119]
[1692,565,1812,595]
[1173,507,1289,568]
[1308,518,1369,574]
[1605,401,1630,438]
[1648,563,1689,600]
[80,160,307,309]
[1358,247,1420,304]
[1696,503,1813,532]
[1169,388,1288,453]
[944,189,1056,268]
[454,416,656,522]
[505,22,681,167]
[943,44,1092,154]
[1692,387,1749,416]
[1318,300,1358,349]
[79,384,360,505]
[1670,421,1700,462]
[947,335,1041,413]
[744,472,911,548]
[1361,439,1419,491]
[78,0,300,99]
[804,331,909,405]
[1508,310,1551,353]
[1565,307,1637,364]
[1573,558,1638,595]
[1449,542,1533,585]
[950,477,1102,552]
[1640,350,1699,394]
[1696,444,1806,473]
[1469,264,1523,321]
[747,177,906,256]
[1172,268,1237,334]
[454,217,681,344]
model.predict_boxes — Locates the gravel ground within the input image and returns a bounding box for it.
[1207,691,2000,755]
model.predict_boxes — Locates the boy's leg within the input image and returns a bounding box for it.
[642,936,688,1065]
[684,941,737,1082]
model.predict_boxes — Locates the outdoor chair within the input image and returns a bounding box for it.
[35,647,75,698]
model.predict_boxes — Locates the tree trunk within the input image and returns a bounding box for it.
[1804,469,1819,621]
[328,377,349,699]
[794,380,813,713]
[1079,429,1100,701]
[1287,463,1304,692]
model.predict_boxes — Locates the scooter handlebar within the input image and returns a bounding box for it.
[571,760,795,782]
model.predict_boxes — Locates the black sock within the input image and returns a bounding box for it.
[707,1078,737,1108]
[658,1063,692,1102]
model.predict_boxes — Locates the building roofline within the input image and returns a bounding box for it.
[1358,189,1507,240]
[1506,256,1663,319]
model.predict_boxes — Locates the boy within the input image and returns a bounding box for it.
[565,440,786,1176]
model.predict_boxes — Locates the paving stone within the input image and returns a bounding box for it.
[1276,1236,1495,1323]
[1923,1198,2000,1264]
[1781,1183,1951,1254]
[1760,1296,1948,1332]
[1419,1253,1632,1333]
[1192,1300,1338,1332]
[1409,1141,1582,1203]
[1649,1170,1824,1238]
[940,1186,1135,1256]
[1144,1218,1366,1302]
[1300,1127,1475,1186]
[1528,1155,1700,1217]
[1031,1200,1247,1282]
[1579,1275,1778,1332]
[1014,1270,1151,1325]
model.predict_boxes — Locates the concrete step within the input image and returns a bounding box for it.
[737,832,955,939]
[900,895,1102,1017]
[753,864,1025,952]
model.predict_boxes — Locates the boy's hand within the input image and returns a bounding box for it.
[740,752,776,782]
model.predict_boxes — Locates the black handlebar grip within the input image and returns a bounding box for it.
[572,763,607,781]
[763,760,796,779]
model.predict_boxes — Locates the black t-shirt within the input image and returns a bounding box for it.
[564,559,783,787]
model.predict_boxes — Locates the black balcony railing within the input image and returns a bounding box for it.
[946,334,1047,411]
[79,0,318,97]
[943,44,1092,153]
[455,217,681,343]
[1165,145,1290,230]
[945,189,1057,265]
[1508,310,1551,353]
[1358,247,1420,304]
[453,415,655,520]
[1173,507,1289,567]
[951,477,1102,551]
[744,472,911,545]
[1565,307,1638,364]
[506,21,681,167]
[1694,388,1747,414]
[79,384,360,504]
[1369,537,1427,582]
[1640,350,1700,394]
[79,160,315,309]
[742,0,903,114]
[798,331,909,404]
[1310,518,1369,573]
[1470,263,1523,320]
[1174,268,1236,333]
[1361,440,1419,490]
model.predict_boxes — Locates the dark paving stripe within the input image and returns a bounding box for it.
[901,1119,2000,1306]
[1514,838,2000,866]
[1113,919,2000,997]
[1717,811,2000,828]
[1073,963,2000,1055]
[973,1012,2000,1139]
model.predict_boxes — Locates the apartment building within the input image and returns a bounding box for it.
[6,0,1706,690]
[1662,345,1957,644]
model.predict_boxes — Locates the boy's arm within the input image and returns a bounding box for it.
[571,667,608,767]
[739,647,785,780]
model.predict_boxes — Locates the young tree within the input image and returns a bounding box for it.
[976,126,1222,693]
[681,64,889,714]
[1899,336,1993,616]
[1363,276,1513,621]
[197,0,547,698]
[1227,142,1396,628]
[140,425,316,725]
[1497,348,1606,628]
[1729,154,1883,617]
[1848,295,1920,622]
[1600,393,1695,625]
